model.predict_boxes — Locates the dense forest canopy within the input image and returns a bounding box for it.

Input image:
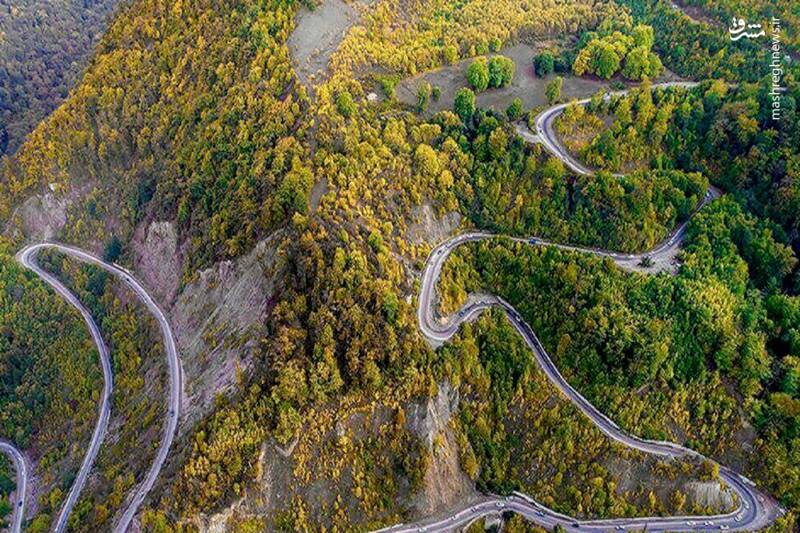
[0,0,124,156]
[0,0,798,530]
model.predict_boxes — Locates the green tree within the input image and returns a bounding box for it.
[534,51,555,76]
[273,159,314,221]
[454,88,476,123]
[103,235,122,262]
[506,98,523,120]
[593,42,621,79]
[467,59,490,92]
[622,46,663,80]
[488,56,515,87]
[545,76,563,104]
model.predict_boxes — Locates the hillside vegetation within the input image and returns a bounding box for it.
[0,0,124,156]
[0,0,798,530]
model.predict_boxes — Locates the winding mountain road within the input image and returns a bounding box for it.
[379,84,784,532]
[401,218,784,532]
[17,245,114,533]
[525,81,700,178]
[0,441,27,533]
[17,244,183,532]
[4,83,781,532]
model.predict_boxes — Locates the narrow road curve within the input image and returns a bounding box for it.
[0,441,28,533]
[526,81,700,178]
[379,85,784,532]
[17,245,114,533]
[17,244,183,532]
[386,191,783,532]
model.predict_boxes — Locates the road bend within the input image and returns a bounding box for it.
[385,189,783,532]
[379,84,784,532]
[522,81,701,179]
[17,243,183,532]
[17,245,114,533]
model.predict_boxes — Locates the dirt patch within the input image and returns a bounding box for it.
[671,2,711,25]
[396,43,683,116]
[406,203,461,246]
[3,180,95,243]
[605,455,736,515]
[288,0,363,90]
[396,44,608,115]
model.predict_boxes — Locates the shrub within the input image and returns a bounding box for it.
[534,51,555,76]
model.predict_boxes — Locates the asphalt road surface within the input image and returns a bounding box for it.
[0,441,27,533]
[18,245,114,533]
[378,85,784,532]
[17,244,183,532]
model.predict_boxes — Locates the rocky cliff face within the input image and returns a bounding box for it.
[405,381,478,516]
[685,480,737,511]
[406,203,462,245]
[167,232,285,429]
[133,221,181,305]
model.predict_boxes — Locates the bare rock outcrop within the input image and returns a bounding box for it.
[686,480,737,511]
[16,193,69,240]
[171,232,284,429]
[133,220,180,304]
[406,381,478,515]
[406,203,461,245]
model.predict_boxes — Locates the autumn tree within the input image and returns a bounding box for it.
[467,58,490,92]
[546,77,563,104]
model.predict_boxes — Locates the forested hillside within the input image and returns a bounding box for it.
[0,241,101,531]
[555,81,799,276]
[0,0,124,156]
[676,0,798,52]
[617,0,769,82]
[0,0,798,530]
